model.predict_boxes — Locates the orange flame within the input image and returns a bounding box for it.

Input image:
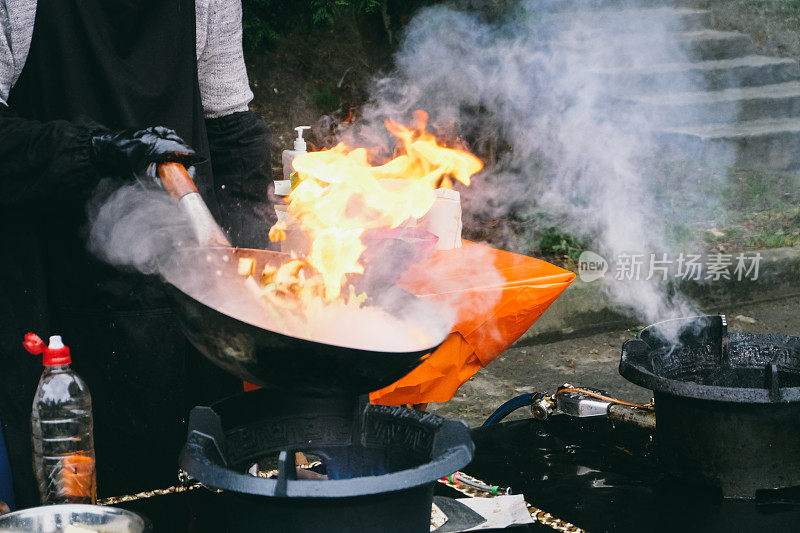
[270,110,483,302]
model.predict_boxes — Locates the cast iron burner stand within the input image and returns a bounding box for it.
[179,390,473,533]
[621,314,800,498]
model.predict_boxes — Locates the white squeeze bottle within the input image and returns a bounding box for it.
[281,126,310,180]
[24,333,96,505]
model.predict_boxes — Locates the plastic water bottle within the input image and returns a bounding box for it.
[24,333,96,505]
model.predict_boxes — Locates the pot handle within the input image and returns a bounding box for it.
[157,162,199,201]
[156,162,231,247]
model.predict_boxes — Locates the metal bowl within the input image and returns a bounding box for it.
[0,504,151,533]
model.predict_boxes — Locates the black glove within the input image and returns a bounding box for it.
[90,126,204,181]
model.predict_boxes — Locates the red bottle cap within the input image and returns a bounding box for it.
[23,333,72,366]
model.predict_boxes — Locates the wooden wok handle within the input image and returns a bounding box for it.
[157,162,198,201]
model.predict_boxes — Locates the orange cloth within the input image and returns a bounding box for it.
[369,241,575,405]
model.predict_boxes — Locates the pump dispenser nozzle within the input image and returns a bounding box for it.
[293,126,311,152]
[281,126,312,181]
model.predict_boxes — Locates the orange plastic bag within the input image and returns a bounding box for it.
[369,241,574,405]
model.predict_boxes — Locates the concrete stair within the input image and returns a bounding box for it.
[660,117,800,170]
[597,7,711,32]
[594,55,800,93]
[562,2,800,169]
[678,30,755,61]
[546,7,711,33]
[536,0,698,12]
[623,81,800,126]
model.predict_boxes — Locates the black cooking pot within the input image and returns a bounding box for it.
[620,315,800,498]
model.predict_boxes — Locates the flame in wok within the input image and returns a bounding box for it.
[269,110,483,302]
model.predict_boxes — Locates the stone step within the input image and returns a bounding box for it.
[603,7,710,32]
[534,0,699,14]
[676,30,755,61]
[544,7,710,34]
[567,30,755,68]
[622,81,800,126]
[658,117,800,170]
[663,116,800,138]
[594,55,800,93]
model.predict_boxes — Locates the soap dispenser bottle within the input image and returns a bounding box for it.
[282,126,311,180]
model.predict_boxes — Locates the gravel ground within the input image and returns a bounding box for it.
[427,294,800,427]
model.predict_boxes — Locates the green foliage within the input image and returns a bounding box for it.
[309,0,383,24]
[748,229,797,248]
[626,325,645,338]
[241,14,279,54]
[726,0,800,13]
[665,222,697,251]
[241,0,385,54]
[313,88,341,113]
[779,0,800,12]
[538,227,587,262]
[241,0,286,53]
[722,226,744,240]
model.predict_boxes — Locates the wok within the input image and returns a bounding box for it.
[156,163,449,396]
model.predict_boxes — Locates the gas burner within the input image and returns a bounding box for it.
[180,390,472,533]
[621,314,800,498]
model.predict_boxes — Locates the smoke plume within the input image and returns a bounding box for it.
[88,181,196,274]
[341,0,737,325]
[87,182,460,352]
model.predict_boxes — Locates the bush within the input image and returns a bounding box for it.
[537,228,587,263]
[242,0,384,53]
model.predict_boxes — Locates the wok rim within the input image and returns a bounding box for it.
[161,246,451,356]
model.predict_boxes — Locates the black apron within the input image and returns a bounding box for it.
[3,0,240,511]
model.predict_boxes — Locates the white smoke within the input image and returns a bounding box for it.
[342,0,738,325]
[87,182,458,352]
[88,182,197,274]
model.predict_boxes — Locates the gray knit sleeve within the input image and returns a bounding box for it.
[196,0,254,119]
[0,1,37,106]
[0,4,11,105]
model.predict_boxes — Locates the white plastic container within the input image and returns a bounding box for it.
[273,179,291,224]
[281,126,310,180]
[24,334,96,505]
[417,188,463,250]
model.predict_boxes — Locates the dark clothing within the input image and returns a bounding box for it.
[0,0,269,510]
[206,110,275,248]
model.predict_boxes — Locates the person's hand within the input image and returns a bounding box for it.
[90,126,204,182]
